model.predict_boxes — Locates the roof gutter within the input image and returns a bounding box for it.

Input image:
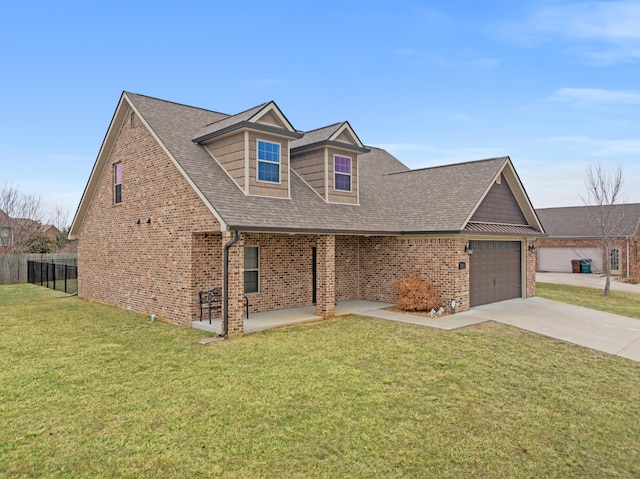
[290,140,370,155]
[193,122,303,144]
[220,229,242,338]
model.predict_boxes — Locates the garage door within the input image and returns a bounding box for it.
[538,247,603,273]
[469,241,522,307]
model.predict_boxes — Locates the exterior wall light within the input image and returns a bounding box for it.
[464,244,473,255]
[528,243,536,253]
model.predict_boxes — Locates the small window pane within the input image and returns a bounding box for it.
[245,247,259,269]
[258,141,280,163]
[114,163,122,184]
[334,156,351,174]
[335,173,351,191]
[244,271,258,294]
[258,161,279,182]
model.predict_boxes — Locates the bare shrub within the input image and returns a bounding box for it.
[393,273,442,312]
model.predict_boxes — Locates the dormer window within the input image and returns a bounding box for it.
[257,140,280,183]
[334,155,351,192]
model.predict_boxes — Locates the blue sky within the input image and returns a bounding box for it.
[1,0,639,222]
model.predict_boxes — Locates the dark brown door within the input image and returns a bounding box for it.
[469,241,522,307]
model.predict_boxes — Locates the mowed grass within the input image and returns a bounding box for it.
[1,285,640,478]
[537,282,640,319]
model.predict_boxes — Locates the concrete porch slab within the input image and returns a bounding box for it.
[192,300,394,335]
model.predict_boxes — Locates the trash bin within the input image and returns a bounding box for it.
[580,259,592,274]
[571,259,581,273]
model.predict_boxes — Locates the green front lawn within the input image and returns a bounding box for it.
[1,284,639,478]
[537,282,640,319]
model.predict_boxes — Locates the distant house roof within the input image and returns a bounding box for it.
[537,204,640,238]
[70,92,544,238]
[0,208,11,226]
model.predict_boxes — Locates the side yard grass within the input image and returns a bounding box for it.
[537,282,640,319]
[1,284,639,478]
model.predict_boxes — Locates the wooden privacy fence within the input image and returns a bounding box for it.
[0,253,77,285]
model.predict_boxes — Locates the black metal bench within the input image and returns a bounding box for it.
[199,288,222,324]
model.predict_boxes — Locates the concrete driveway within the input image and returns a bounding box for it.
[363,297,640,362]
[452,298,640,362]
[537,272,640,294]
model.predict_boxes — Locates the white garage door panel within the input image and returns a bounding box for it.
[538,247,603,273]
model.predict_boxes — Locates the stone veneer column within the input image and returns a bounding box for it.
[222,231,245,338]
[316,235,336,318]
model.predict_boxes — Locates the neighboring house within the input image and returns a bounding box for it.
[69,92,545,337]
[536,204,640,278]
[0,208,62,254]
[0,208,13,253]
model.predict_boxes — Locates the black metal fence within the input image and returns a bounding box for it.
[27,259,78,294]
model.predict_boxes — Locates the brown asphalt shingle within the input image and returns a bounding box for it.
[127,92,541,235]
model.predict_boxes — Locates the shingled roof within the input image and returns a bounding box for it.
[70,92,544,237]
[537,204,640,238]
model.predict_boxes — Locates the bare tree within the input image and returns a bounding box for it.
[581,164,626,296]
[0,183,49,253]
[48,205,72,251]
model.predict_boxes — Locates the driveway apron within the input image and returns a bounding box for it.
[454,297,640,362]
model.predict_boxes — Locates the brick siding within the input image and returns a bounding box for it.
[77,110,220,326]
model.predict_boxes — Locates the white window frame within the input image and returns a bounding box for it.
[114,162,122,204]
[610,248,620,271]
[333,154,352,192]
[244,246,260,294]
[256,139,281,184]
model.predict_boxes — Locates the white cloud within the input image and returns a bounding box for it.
[507,1,640,64]
[550,87,640,106]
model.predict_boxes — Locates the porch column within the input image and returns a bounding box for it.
[316,234,336,318]
[222,230,245,338]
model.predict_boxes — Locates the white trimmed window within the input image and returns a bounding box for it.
[114,163,122,204]
[244,246,259,293]
[257,140,280,183]
[610,248,620,270]
[334,155,351,192]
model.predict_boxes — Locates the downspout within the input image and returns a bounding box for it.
[220,229,242,338]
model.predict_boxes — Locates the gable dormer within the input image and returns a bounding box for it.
[290,121,369,205]
[192,102,302,198]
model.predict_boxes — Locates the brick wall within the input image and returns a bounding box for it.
[78,109,220,326]
[239,234,535,318]
[241,233,317,314]
[630,225,640,279]
[358,236,470,313]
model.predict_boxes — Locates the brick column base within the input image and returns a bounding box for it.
[316,235,336,318]
[222,231,244,338]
